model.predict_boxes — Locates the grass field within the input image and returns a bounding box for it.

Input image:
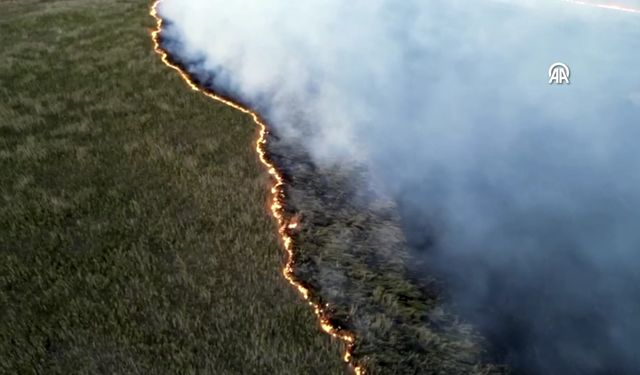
[0,1,346,373]
[269,141,505,374]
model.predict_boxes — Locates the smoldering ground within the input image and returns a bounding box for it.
[157,0,640,374]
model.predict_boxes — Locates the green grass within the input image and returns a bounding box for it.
[0,1,346,373]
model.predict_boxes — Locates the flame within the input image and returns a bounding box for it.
[562,0,640,14]
[150,1,364,373]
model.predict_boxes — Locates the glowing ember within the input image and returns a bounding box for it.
[150,1,364,373]
[562,0,640,14]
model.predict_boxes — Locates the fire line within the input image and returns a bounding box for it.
[562,0,640,14]
[149,1,364,374]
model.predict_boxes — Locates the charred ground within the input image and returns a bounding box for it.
[267,133,506,375]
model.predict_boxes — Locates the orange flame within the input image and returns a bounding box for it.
[150,1,364,373]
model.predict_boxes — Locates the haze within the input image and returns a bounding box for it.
[158,1,640,373]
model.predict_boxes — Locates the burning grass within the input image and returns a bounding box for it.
[0,0,509,373]
[152,6,507,371]
[269,139,507,375]
[0,1,346,373]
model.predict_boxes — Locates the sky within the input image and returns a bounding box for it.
[157,1,640,373]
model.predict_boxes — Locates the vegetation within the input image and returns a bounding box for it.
[270,142,506,375]
[0,1,346,374]
[0,0,508,373]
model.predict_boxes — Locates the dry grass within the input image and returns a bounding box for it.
[0,1,346,374]
[269,141,506,374]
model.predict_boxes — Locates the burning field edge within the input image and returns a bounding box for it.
[150,1,509,374]
[150,1,365,373]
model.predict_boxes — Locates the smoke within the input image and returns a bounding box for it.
[157,1,640,374]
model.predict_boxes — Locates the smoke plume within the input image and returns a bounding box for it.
[157,1,640,373]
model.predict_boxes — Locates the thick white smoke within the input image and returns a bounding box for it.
[158,1,640,374]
